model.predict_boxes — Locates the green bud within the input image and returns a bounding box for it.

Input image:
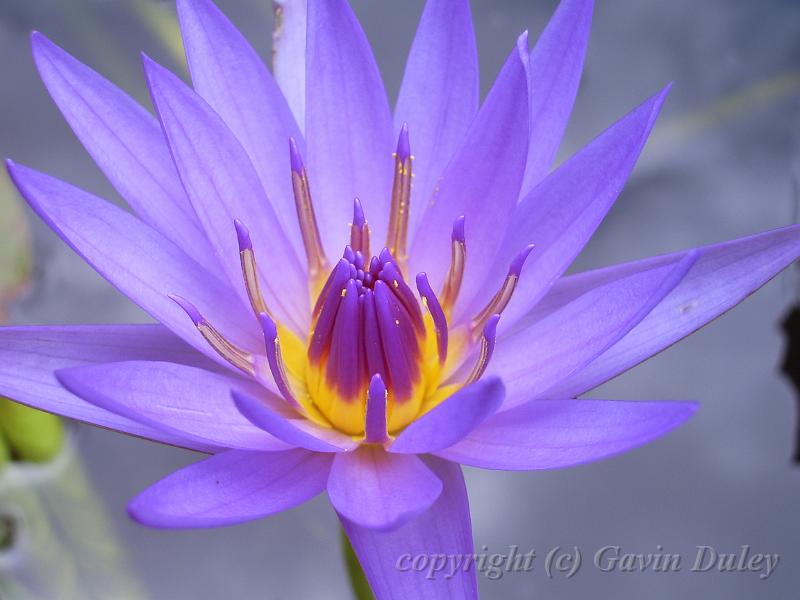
[0,398,63,463]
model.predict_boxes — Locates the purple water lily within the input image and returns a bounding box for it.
[1,0,799,596]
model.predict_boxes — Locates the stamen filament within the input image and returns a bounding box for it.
[440,216,466,312]
[234,220,273,318]
[364,373,390,444]
[289,138,328,281]
[170,294,254,375]
[416,272,448,364]
[258,312,304,412]
[464,314,500,385]
[386,123,412,261]
[470,244,534,334]
[350,198,371,257]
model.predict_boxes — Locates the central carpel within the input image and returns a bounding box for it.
[306,245,429,435]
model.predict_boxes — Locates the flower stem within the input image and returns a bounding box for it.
[340,527,374,600]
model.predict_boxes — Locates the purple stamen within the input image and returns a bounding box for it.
[170,294,254,375]
[169,293,203,326]
[378,257,424,332]
[470,243,535,333]
[364,373,390,444]
[350,198,371,257]
[415,272,449,364]
[452,215,466,244]
[258,312,303,411]
[309,260,350,359]
[464,314,500,385]
[234,219,253,252]
[234,219,271,316]
[289,137,304,174]
[441,216,467,311]
[361,290,387,381]
[509,244,535,277]
[324,279,363,400]
[374,280,420,401]
[395,122,411,163]
[386,124,412,259]
[289,137,328,278]
[353,197,366,229]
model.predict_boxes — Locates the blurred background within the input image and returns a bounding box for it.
[1,0,800,598]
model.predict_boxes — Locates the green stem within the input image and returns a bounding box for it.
[340,527,374,600]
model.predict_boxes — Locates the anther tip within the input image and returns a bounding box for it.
[289,137,304,173]
[509,244,535,277]
[451,216,466,243]
[396,123,411,162]
[169,294,203,326]
[368,373,387,397]
[257,312,278,341]
[378,247,394,265]
[233,219,252,252]
[352,197,366,228]
[484,314,501,339]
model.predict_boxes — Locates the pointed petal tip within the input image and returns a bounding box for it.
[233,219,252,252]
[30,30,47,48]
[516,30,530,61]
[653,82,674,107]
[168,294,203,326]
[140,52,165,82]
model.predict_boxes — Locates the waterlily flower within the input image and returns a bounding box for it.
[1,0,798,597]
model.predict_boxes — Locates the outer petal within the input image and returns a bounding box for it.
[232,389,357,453]
[394,0,479,241]
[57,361,287,451]
[341,457,477,599]
[177,0,306,260]
[305,0,394,257]
[436,398,697,470]
[0,325,219,452]
[272,0,307,131]
[6,162,261,362]
[328,447,442,531]
[410,34,530,304]
[490,250,696,410]
[30,33,218,271]
[521,0,594,194]
[459,87,669,326]
[390,377,504,454]
[128,449,332,528]
[545,225,800,398]
[143,57,308,331]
